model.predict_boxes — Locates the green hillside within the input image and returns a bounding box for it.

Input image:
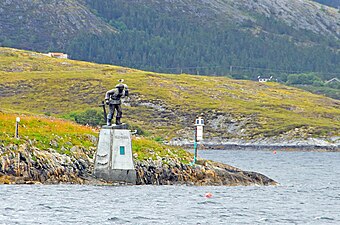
[0,48,339,141]
[74,0,340,80]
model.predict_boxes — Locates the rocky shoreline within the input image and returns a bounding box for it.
[0,144,92,185]
[170,137,340,151]
[0,144,276,186]
[202,144,339,152]
[135,158,276,186]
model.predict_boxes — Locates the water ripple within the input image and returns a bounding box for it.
[315,216,335,221]
[0,150,339,224]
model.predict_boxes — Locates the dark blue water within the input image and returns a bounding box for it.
[1,150,339,225]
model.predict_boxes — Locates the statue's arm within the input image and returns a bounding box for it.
[105,89,116,100]
[124,85,129,97]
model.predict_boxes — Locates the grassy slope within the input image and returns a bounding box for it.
[0,112,191,163]
[0,112,95,154]
[0,47,339,139]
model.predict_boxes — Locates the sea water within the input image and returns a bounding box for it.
[1,150,339,225]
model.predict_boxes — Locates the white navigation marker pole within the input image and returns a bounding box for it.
[194,116,204,164]
[15,117,20,139]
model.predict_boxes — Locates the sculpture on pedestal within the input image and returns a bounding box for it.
[94,79,135,184]
[104,79,129,126]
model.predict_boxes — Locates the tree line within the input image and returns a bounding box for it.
[65,0,340,83]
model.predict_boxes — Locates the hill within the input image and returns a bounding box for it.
[1,0,340,84]
[0,0,116,51]
[0,48,339,147]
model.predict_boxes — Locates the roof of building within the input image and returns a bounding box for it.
[325,78,340,83]
[49,52,67,56]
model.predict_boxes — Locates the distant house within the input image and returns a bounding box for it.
[325,78,340,84]
[43,52,68,59]
[257,76,273,82]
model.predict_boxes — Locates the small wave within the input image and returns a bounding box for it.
[108,217,120,221]
[315,216,334,221]
[133,216,153,220]
[197,201,219,205]
[4,207,15,211]
[315,216,334,220]
[219,215,230,219]
[108,217,131,223]
[37,203,52,209]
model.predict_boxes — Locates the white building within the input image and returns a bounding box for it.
[325,78,340,84]
[43,52,68,59]
[258,76,273,82]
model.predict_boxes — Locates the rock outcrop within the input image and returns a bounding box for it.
[170,137,340,151]
[0,143,276,186]
[135,158,276,186]
[136,0,340,40]
[0,144,95,184]
[235,0,340,40]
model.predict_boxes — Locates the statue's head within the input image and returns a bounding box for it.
[116,79,125,88]
[115,83,124,94]
[115,83,124,89]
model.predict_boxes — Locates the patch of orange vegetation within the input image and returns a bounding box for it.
[0,112,93,134]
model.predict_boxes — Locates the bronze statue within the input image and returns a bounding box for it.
[105,79,129,126]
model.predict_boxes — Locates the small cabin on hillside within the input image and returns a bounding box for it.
[43,52,68,59]
[257,76,273,82]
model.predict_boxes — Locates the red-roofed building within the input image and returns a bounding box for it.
[44,52,68,59]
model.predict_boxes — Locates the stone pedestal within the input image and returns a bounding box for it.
[94,124,136,184]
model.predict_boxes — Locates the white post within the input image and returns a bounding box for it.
[15,117,20,139]
[17,152,20,176]
[193,117,204,164]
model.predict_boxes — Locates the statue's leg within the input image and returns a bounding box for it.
[107,104,114,126]
[115,104,122,125]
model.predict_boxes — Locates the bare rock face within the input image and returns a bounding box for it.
[0,144,94,184]
[135,0,340,40]
[234,0,340,39]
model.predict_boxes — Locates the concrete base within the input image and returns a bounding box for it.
[102,124,128,129]
[94,124,136,184]
[93,169,136,184]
